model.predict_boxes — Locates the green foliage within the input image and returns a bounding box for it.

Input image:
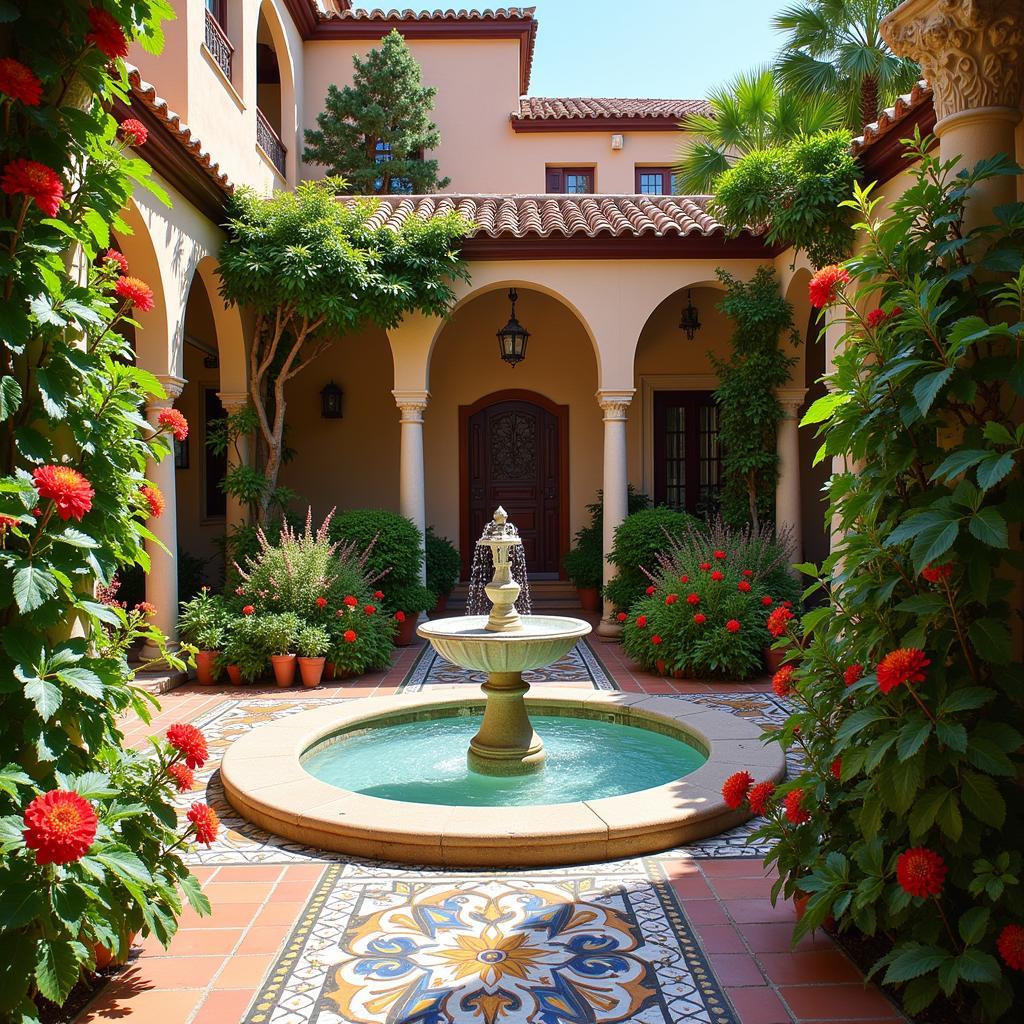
[220,615,271,682]
[302,30,450,193]
[247,613,299,657]
[713,130,861,269]
[563,488,650,590]
[425,527,460,598]
[330,509,435,613]
[0,3,216,1015]
[712,267,799,528]
[675,67,845,194]
[295,624,330,659]
[604,507,697,612]
[177,589,230,649]
[757,139,1024,1021]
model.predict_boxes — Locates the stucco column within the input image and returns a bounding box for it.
[393,389,429,586]
[596,389,635,639]
[775,389,807,562]
[141,375,186,661]
[882,0,1024,232]
[217,390,250,536]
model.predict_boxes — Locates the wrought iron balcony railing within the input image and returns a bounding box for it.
[204,10,233,80]
[256,108,287,177]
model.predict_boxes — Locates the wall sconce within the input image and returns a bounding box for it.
[320,380,343,419]
[679,290,701,340]
[610,133,624,150]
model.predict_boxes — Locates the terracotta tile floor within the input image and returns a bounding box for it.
[74,632,904,1023]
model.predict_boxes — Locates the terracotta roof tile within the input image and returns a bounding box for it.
[516,97,711,121]
[345,193,732,239]
[320,6,536,22]
[852,79,933,155]
[125,64,233,194]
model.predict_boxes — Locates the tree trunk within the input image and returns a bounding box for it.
[747,470,760,533]
[860,75,879,130]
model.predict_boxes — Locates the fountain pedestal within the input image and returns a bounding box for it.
[468,671,545,775]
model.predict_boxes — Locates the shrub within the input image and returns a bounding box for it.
[178,589,231,649]
[330,509,435,613]
[249,612,300,656]
[757,139,1024,1021]
[296,624,330,658]
[328,600,396,674]
[219,615,270,682]
[564,489,650,590]
[605,506,696,612]
[425,527,460,598]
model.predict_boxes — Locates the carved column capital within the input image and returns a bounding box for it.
[776,387,808,420]
[392,389,430,422]
[217,390,248,413]
[882,0,1024,124]
[596,389,635,421]
[148,374,187,408]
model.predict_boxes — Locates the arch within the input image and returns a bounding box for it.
[255,0,297,183]
[194,255,247,395]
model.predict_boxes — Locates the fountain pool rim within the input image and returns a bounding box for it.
[221,688,786,867]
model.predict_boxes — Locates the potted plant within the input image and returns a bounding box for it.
[192,624,224,685]
[178,589,229,684]
[562,533,603,612]
[258,613,299,687]
[425,527,460,615]
[296,624,330,687]
[220,614,268,684]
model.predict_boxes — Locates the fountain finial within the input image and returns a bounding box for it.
[477,507,523,632]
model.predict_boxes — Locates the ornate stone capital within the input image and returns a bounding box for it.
[882,0,1024,122]
[596,389,635,421]
[392,389,429,422]
[217,390,248,413]
[148,374,187,408]
[777,386,808,419]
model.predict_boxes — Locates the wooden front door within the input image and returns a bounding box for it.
[461,392,568,579]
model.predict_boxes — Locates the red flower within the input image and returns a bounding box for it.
[636,615,647,628]
[783,788,810,824]
[742,569,753,578]
[921,562,953,584]
[737,581,751,593]
[374,590,384,599]
[830,756,842,780]
[166,723,209,769]
[0,58,43,106]
[726,619,741,634]
[343,629,357,643]
[242,604,254,616]
[665,594,678,605]
[646,585,656,595]
[135,601,156,616]
[844,663,863,687]
[686,593,700,605]
[772,664,795,697]
[616,611,627,622]
[22,790,98,865]
[115,275,155,313]
[0,514,17,531]
[118,118,148,146]
[364,604,376,615]
[85,7,129,59]
[699,562,711,571]
[315,596,328,608]
[167,763,194,793]
[394,611,406,623]
[766,606,793,637]
[157,407,188,441]
[896,847,946,898]
[343,595,358,607]
[1,159,63,216]
[865,308,886,328]
[714,550,726,560]
[187,802,219,846]
[761,595,773,607]
[693,613,706,624]
[783,600,793,609]
[32,464,94,521]
[997,924,1024,972]
[877,648,930,694]
[809,264,850,308]
[722,770,753,809]
[747,780,776,815]
[101,248,129,274]
[679,574,689,584]
[711,570,724,582]
[651,634,663,646]
[140,484,164,518]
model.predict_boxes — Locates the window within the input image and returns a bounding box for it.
[635,167,674,194]
[205,0,226,27]
[653,391,721,515]
[374,141,415,194]
[545,167,594,194]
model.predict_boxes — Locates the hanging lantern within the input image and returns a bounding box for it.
[320,380,343,419]
[496,288,530,367]
[679,290,701,340]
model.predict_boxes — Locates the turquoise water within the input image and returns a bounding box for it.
[301,713,706,806]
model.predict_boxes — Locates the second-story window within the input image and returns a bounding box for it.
[205,0,226,27]
[635,167,674,195]
[375,141,416,194]
[546,167,594,195]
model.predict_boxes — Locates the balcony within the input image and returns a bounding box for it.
[204,9,233,81]
[256,108,287,178]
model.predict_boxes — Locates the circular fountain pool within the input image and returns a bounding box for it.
[303,712,707,806]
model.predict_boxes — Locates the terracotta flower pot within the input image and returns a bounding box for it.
[271,654,296,688]
[793,890,835,929]
[298,656,325,688]
[576,586,601,612]
[226,663,243,685]
[324,660,337,680]
[195,650,218,685]
[672,668,686,679]
[655,659,667,676]
[431,593,450,616]
[93,930,138,970]
[394,613,418,647]
[764,646,787,674]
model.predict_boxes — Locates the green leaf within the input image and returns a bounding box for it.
[0,887,46,929]
[936,792,963,841]
[913,367,953,416]
[56,666,104,699]
[910,521,958,572]
[966,740,1015,777]
[976,451,1014,491]
[883,944,948,984]
[0,375,22,420]
[896,720,932,761]
[34,940,80,1004]
[96,849,153,885]
[939,686,995,714]
[178,872,212,917]
[968,507,1008,548]
[956,949,1000,984]
[800,391,848,426]
[52,527,99,550]
[12,565,58,613]
[23,677,62,722]
[894,594,945,616]
[930,448,988,482]
[958,906,990,946]
[935,720,967,752]
[969,618,1011,665]
[835,706,887,745]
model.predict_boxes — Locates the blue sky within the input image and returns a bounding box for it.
[352,1,782,98]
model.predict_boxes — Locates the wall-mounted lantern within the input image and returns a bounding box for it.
[320,380,343,419]
[496,288,530,368]
[679,290,701,340]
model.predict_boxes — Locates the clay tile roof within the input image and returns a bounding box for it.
[515,97,711,121]
[347,193,730,239]
[852,79,933,155]
[320,6,536,23]
[124,64,233,194]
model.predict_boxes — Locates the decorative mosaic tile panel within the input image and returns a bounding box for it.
[243,859,737,1024]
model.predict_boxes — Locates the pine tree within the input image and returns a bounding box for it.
[302,30,450,194]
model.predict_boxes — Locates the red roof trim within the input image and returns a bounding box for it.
[853,81,937,184]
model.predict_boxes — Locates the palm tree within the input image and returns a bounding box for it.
[773,0,921,130]
[674,68,845,195]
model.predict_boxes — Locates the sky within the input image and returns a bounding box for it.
[352,0,783,98]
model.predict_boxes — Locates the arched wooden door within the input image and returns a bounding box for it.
[460,390,569,579]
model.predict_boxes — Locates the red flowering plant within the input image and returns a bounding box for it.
[758,138,1024,1020]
